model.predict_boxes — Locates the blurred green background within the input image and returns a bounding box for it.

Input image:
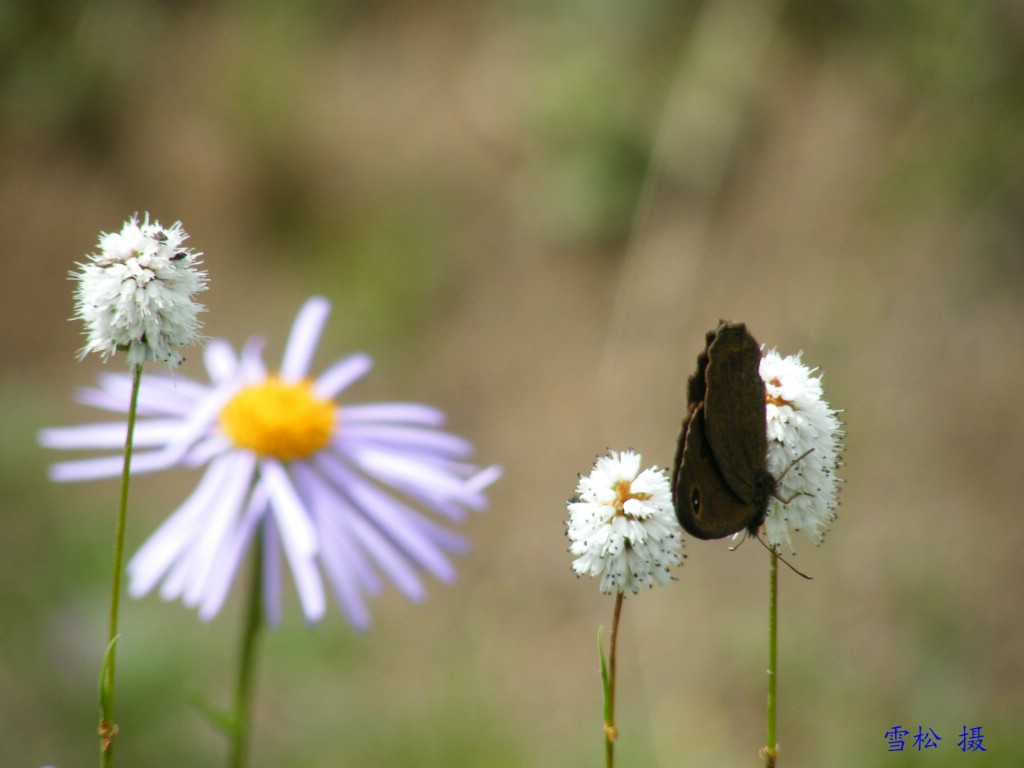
[2,1,1023,766]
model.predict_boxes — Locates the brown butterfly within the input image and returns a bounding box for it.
[672,321,775,540]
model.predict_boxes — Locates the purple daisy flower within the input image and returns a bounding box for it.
[41,296,500,630]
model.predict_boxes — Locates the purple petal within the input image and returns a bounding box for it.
[343,447,476,513]
[315,453,459,582]
[292,463,376,630]
[280,297,330,381]
[465,464,503,495]
[128,451,255,597]
[40,419,184,451]
[71,374,134,413]
[76,374,207,417]
[341,402,447,426]
[292,463,381,593]
[180,434,232,468]
[260,459,325,622]
[158,468,252,602]
[203,338,240,384]
[198,483,268,621]
[342,507,428,602]
[338,423,474,460]
[134,377,209,416]
[238,337,268,382]
[180,453,258,607]
[262,513,283,626]
[48,449,184,482]
[312,354,372,400]
[152,379,239,467]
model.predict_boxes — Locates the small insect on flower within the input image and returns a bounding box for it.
[41,296,501,630]
[566,450,684,594]
[72,214,207,368]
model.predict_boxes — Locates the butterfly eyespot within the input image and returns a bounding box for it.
[690,488,701,515]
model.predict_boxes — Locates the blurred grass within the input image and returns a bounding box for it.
[3,1,1024,766]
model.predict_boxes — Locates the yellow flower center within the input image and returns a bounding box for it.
[219,377,336,461]
[766,378,789,408]
[614,480,650,516]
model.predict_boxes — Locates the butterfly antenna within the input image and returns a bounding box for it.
[755,535,812,579]
[775,447,814,485]
[726,531,811,578]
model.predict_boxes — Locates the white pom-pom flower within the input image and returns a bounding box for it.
[760,350,844,551]
[73,214,207,368]
[566,450,684,594]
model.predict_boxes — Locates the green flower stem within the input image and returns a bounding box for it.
[764,546,779,768]
[227,526,265,768]
[604,592,624,768]
[99,363,143,768]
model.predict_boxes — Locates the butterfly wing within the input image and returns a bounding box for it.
[674,403,756,539]
[703,322,768,505]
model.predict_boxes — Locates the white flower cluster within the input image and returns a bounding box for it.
[760,349,844,551]
[566,450,684,594]
[73,214,207,368]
